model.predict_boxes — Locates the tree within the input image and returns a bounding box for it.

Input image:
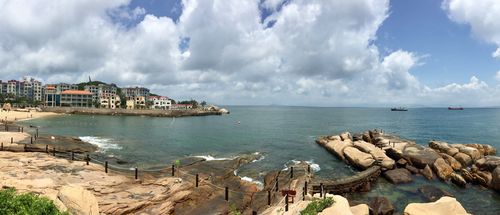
[201,101,207,107]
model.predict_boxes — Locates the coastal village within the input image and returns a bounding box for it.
[0,76,202,111]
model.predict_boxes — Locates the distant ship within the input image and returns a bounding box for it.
[448,106,464,110]
[391,107,408,111]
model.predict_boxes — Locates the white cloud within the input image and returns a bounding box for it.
[0,0,499,106]
[443,0,500,59]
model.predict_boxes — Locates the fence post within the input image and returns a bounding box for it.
[24,144,27,152]
[105,161,108,173]
[308,164,310,173]
[18,127,20,132]
[268,190,271,205]
[275,179,279,192]
[303,186,305,201]
[30,136,33,144]
[252,211,257,215]
[1,142,2,151]
[71,151,74,160]
[135,167,138,179]
[86,154,90,165]
[196,174,199,187]
[225,187,228,201]
[171,164,175,176]
[320,183,323,198]
[45,145,48,153]
[305,181,308,196]
[11,137,13,144]
[285,192,289,212]
[53,147,55,156]
[290,167,294,178]
[36,128,39,139]
[21,127,23,133]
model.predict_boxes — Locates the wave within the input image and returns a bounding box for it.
[240,176,264,187]
[282,159,321,172]
[79,136,122,152]
[193,155,232,161]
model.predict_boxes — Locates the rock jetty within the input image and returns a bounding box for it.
[316,130,500,192]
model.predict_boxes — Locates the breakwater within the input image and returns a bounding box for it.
[41,107,224,117]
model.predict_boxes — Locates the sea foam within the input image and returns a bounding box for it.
[79,136,122,152]
[193,155,232,161]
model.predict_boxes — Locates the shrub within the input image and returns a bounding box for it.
[300,197,335,215]
[0,188,68,215]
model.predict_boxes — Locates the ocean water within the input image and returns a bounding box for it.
[20,106,500,213]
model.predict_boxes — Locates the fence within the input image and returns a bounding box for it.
[0,123,313,213]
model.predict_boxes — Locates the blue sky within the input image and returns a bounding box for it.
[1,0,500,106]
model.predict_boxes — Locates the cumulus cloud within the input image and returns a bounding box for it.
[0,0,498,106]
[443,0,500,59]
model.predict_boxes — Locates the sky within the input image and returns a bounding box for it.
[1,0,500,107]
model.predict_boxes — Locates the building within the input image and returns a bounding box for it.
[126,96,146,109]
[171,104,193,110]
[123,87,150,98]
[60,90,93,107]
[148,96,171,110]
[43,86,59,107]
[0,77,42,102]
[99,95,121,109]
[84,84,118,103]
[55,83,78,93]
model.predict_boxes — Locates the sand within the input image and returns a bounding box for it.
[0,110,60,122]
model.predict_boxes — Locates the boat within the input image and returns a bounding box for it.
[391,107,408,111]
[448,106,464,110]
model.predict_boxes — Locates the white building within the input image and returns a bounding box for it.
[148,96,171,110]
[99,95,121,109]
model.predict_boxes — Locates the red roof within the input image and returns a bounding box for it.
[61,90,92,95]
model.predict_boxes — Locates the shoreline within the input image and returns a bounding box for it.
[41,106,226,117]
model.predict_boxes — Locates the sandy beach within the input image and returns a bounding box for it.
[0,110,60,122]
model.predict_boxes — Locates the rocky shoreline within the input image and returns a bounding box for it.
[41,107,228,117]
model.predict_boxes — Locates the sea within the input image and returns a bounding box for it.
[19,106,500,214]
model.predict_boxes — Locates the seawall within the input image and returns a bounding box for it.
[41,107,223,117]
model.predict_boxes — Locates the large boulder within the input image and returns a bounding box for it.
[318,195,353,215]
[464,143,496,156]
[350,204,370,215]
[472,171,492,187]
[403,145,441,169]
[428,141,459,156]
[340,132,353,141]
[450,173,467,188]
[491,167,500,191]
[432,158,454,181]
[353,141,395,169]
[460,169,474,182]
[475,156,500,172]
[58,185,99,215]
[440,153,462,171]
[383,168,413,184]
[404,196,470,215]
[453,153,472,167]
[344,147,375,170]
[333,140,353,160]
[368,197,394,215]
[452,144,482,161]
[420,165,434,180]
[327,135,342,141]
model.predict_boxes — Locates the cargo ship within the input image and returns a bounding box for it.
[448,106,464,110]
[391,107,408,111]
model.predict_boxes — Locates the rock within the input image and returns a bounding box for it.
[403,145,441,169]
[404,196,470,215]
[472,171,492,187]
[368,197,394,215]
[351,204,370,215]
[385,148,403,161]
[333,140,354,160]
[405,165,419,174]
[475,156,500,172]
[464,143,496,156]
[452,144,482,161]
[453,153,472,167]
[344,146,375,170]
[362,133,372,144]
[418,185,453,202]
[353,133,364,141]
[450,173,467,188]
[440,153,462,171]
[353,141,395,169]
[396,158,408,168]
[323,140,344,159]
[340,132,353,141]
[432,158,454,181]
[58,185,99,215]
[491,167,500,191]
[420,165,434,180]
[460,169,474,182]
[318,195,353,215]
[327,135,342,141]
[428,140,459,156]
[383,168,413,184]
